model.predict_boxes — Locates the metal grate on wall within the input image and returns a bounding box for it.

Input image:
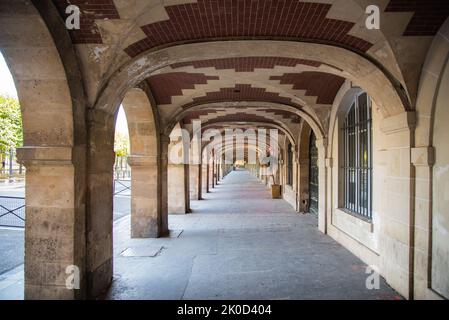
[342,92,373,220]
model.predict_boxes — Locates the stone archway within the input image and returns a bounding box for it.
[0,0,87,299]
[121,88,161,238]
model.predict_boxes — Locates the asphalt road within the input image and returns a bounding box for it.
[0,228,24,275]
[0,181,131,276]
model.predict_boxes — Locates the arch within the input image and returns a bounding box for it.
[166,101,324,140]
[0,0,87,299]
[199,121,295,147]
[121,88,161,238]
[93,41,409,127]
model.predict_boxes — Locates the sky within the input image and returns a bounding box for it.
[0,53,18,99]
[0,51,129,136]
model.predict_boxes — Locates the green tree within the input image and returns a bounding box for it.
[114,131,129,157]
[0,95,23,154]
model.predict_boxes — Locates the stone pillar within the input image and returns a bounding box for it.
[167,163,188,214]
[211,157,215,189]
[189,164,200,200]
[198,162,203,200]
[215,162,219,185]
[160,135,170,234]
[18,147,86,299]
[220,155,226,179]
[411,146,435,298]
[167,134,189,214]
[297,158,310,212]
[316,139,328,234]
[184,164,191,212]
[86,111,115,299]
[128,155,160,238]
[377,112,416,299]
[205,163,210,193]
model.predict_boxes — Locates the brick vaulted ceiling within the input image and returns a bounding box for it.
[144,55,345,131]
[189,84,297,107]
[124,1,374,57]
[50,0,449,131]
[270,72,345,105]
[146,72,219,105]
[53,0,449,49]
[145,57,345,107]
[172,57,321,72]
[183,109,301,125]
[385,0,449,36]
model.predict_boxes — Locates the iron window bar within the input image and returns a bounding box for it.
[342,92,373,220]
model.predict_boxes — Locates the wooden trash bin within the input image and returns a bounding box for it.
[271,184,281,199]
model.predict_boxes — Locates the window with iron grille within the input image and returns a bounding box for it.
[287,143,293,186]
[342,92,373,219]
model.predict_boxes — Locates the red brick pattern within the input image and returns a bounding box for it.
[270,72,345,104]
[124,0,373,57]
[203,113,282,126]
[53,0,120,44]
[183,110,218,123]
[146,72,219,105]
[187,84,297,107]
[171,57,322,72]
[385,0,449,36]
[183,108,300,124]
[257,109,301,123]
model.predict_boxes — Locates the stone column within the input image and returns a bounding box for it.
[205,163,210,193]
[297,158,310,212]
[215,162,219,185]
[160,135,170,235]
[166,133,190,215]
[198,162,203,200]
[85,111,115,299]
[211,156,215,189]
[189,164,200,200]
[167,164,188,214]
[18,147,86,299]
[377,112,416,299]
[220,155,226,179]
[411,146,435,298]
[184,163,191,213]
[316,138,328,234]
[128,155,160,238]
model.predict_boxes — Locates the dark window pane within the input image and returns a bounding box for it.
[342,92,372,219]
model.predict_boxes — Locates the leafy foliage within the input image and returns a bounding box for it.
[0,95,22,153]
[114,131,129,157]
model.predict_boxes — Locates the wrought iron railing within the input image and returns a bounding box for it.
[114,180,131,196]
[0,196,25,228]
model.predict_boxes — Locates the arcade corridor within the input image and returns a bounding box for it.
[1,0,448,301]
[106,170,400,300]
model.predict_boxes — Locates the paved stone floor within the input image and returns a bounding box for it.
[106,170,401,300]
[0,171,401,300]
